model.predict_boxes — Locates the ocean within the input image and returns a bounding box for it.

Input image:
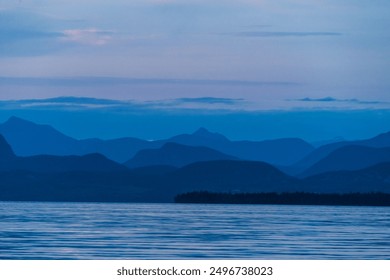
[0,201,389,259]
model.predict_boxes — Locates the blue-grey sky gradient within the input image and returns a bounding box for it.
[0,0,389,141]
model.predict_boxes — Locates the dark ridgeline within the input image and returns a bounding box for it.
[0,117,314,166]
[167,127,314,165]
[0,116,160,162]
[302,162,390,193]
[124,142,237,168]
[0,135,127,173]
[174,191,390,207]
[292,131,390,175]
[0,116,390,204]
[166,160,301,193]
[300,145,390,177]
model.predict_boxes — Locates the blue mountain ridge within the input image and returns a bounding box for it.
[0,117,390,202]
[124,142,238,168]
[293,131,390,174]
[0,116,314,166]
[0,134,126,173]
[301,145,390,177]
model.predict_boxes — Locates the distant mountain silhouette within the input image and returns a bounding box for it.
[0,155,389,202]
[0,170,151,202]
[166,160,301,193]
[0,159,302,202]
[0,134,126,173]
[310,137,345,148]
[0,117,314,165]
[0,116,79,156]
[1,117,390,203]
[166,128,314,165]
[362,131,390,147]
[292,131,390,174]
[0,154,128,173]
[77,137,160,163]
[0,116,159,162]
[125,142,237,168]
[301,145,390,177]
[169,127,230,144]
[302,162,390,193]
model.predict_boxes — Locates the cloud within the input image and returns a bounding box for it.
[232,31,342,38]
[292,97,386,105]
[61,29,114,46]
[174,97,244,105]
[0,9,115,56]
[298,97,341,102]
[0,96,134,110]
[35,96,123,105]
[0,76,301,87]
[0,96,182,114]
[0,96,245,112]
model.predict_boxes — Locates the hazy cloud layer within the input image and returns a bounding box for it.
[231,31,342,38]
[293,97,386,105]
[175,97,244,105]
[61,29,114,46]
[0,1,389,115]
[0,97,150,111]
[0,96,246,112]
[0,76,300,87]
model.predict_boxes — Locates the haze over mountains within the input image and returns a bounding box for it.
[0,116,314,166]
[125,142,237,168]
[301,146,390,177]
[0,135,126,173]
[294,131,390,174]
[163,128,314,166]
[0,116,159,163]
[0,116,389,202]
[302,162,390,194]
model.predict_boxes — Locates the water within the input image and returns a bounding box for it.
[0,202,389,259]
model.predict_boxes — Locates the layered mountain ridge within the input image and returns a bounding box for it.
[0,116,389,202]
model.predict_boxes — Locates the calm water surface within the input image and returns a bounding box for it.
[0,202,389,259]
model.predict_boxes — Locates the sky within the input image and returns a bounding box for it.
[0,0,389,142]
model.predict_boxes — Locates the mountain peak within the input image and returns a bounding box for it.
[3,116,46,131]
[192,127,228,141]
[1,116,68,137]
[193,127,210,135]
[5,116,33,125]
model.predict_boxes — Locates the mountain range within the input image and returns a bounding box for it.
[302,162,390,193]
[124,142,237,168]
[0,116,159,163]
[164,128,314,165]
[0,135,126,173]
[0,116,389,202]
[301,145,390,177]
[0,116,314,166]
[293,131,390,174]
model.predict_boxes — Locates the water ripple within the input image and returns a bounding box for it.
[0,202,389,259]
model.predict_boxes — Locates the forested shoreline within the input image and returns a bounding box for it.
[175,191,390,206]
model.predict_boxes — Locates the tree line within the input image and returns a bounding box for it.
[174,191,390,206]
